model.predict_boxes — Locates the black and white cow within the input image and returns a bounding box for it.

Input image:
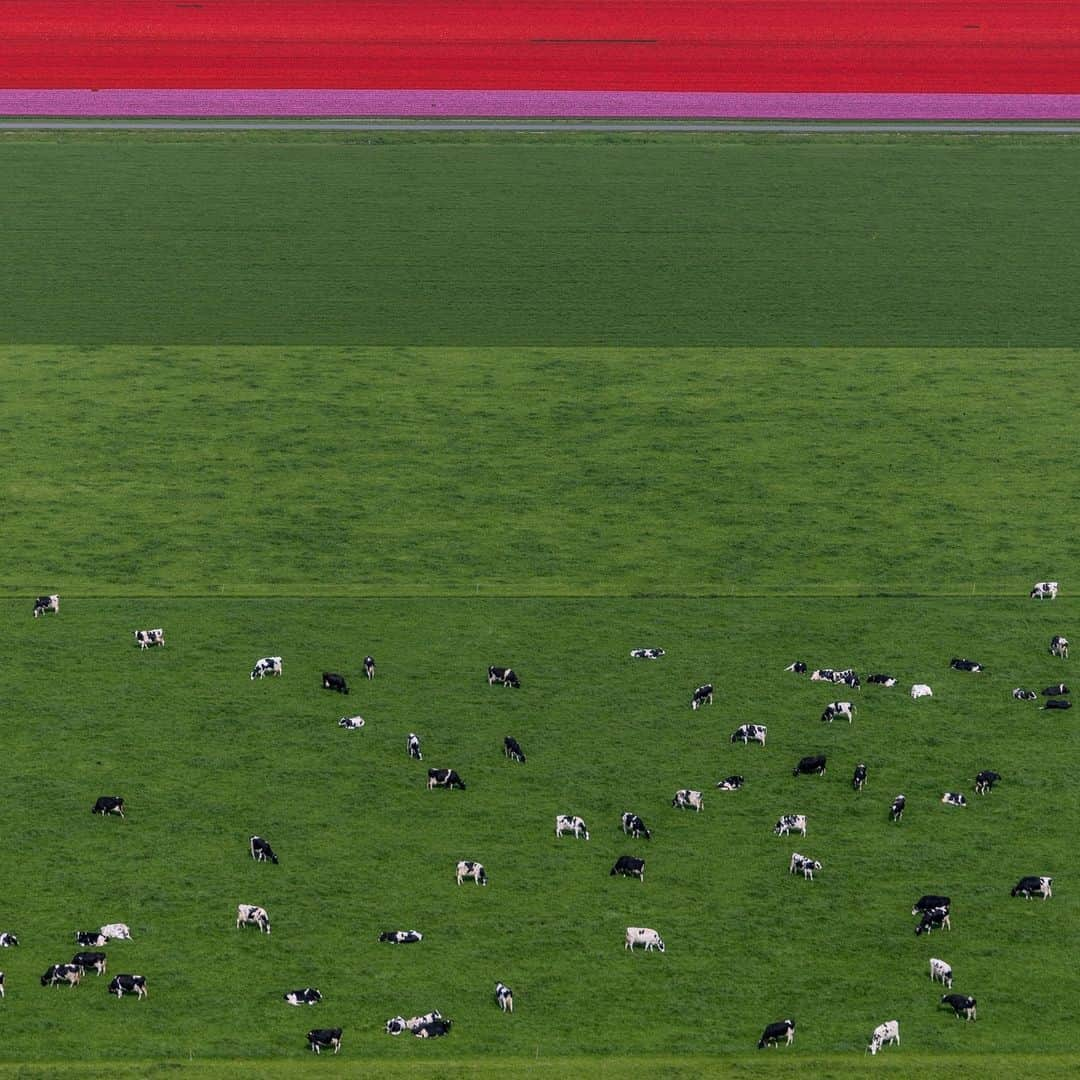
[284,988,322,1006]
[33,594,59,618]
[789,852,821,880]
[428,768,465,790]
[488,666,520,688]
[1044,683,1070,697]
[809,668,835,682]
[950,658,983,672]
[630,648,665,660]
[407,733,422,760]
[792,755,826,777]
[250,836,279,864]
[503,736,526,763]
[731,724,767,746]
[930,957,953,988]
[913,895,951,916]
[784,661,807,674]
[109,974,147,998]
[386,1011,442,1036]
[495,982,513,1013]
[414,1018,452,1038]
[672,789,703,812]
[555,814,589,839]
[306,1028,342,1054]
[92,796,125,818]
[716,775,744,791]
[456,860,487,886]
[250,656,282,679]
[1031,581,1059,600]
[915,907,951,936]
[867,673,898,686]
[621,812,651,839]
[0,972,4,998]
[0,933,18,947]
[821,701,855,723]
[379,931,422,944]
[611,855,645,882]
[1013,687,1038,700]
[71,952,107,976]
[941,792,967,807]
[236,904,271,934]
[774,814,807,837]
[133,628,164,648]
[890,794,906,822]
[691,684,713,710]
[322,672,348,694]
[840,673,861,690]
[941,993,977,1021]
[624,927,664,952]
[974,770,1001,795]
[338,715,365,729]
[831,668,858,685]
[364,655,376,679]
[1011,875,1053,900]
[757,1019,795,1048]
[75,931,109,948]
[868,1020,900,1055]
[1050,635,1069,659]
[41,963,81,988]
[852,763,867,790]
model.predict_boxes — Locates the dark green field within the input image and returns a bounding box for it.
[2,131,1079,1077]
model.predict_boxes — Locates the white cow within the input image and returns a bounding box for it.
[250,656,282,680]
[625,927,664,952]
[911,683,933,699]
[555,815,589,839]
[1031,581,1059,600]
[868,1020,900,1055]
[671,789,703,812]
[774,814,807,837]
[930,957,953,988]
[99,923,132,941]
[236,904,271,934]
[789,852,821,880]
[456,860,487,886]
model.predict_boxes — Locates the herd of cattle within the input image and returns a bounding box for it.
[25,585,1066,1055]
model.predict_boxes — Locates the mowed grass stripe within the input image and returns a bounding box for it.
[3,347,1075,597]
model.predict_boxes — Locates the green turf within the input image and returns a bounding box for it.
[4,131,1080,346]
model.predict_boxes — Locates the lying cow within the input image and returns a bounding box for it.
[630,648,665,659]
[92,796,125,819]
[1043,683,1069,696]
[495,981,514,1013]
[428,768,465,790]
[379,930,422,944]
[250,835,279,864]
[1031,581,1059,600]
[284,988,322,1006]
[414,1018,452,1038]
[1051,635,1069,659]
[611,855,646,882]
[789,852,821,880]
[784,661,807,673]
[386,1010,442,1035]
[488,666,520,688]
[941,792,967,807]
[821,701,854,723]
[41,963,81,988]
[555,814,589,839]
[913,895,951,916]
[911,683,933,698]
[868,1020,900,1055]
[456,860,487,886]
[33,594,60,618]
[338,715,365,729]
[306,1028,342,1054]
[810,668,836,681]
[974,770,1000,795]
[731,724,767,746]
[236,904,271,934]
[716,775,744,791]
[852,763,867,791]
[691,683,713,710]
[0,933,18,947]
[792,755,826,777]
[250,656,282,679]
[75,931,108,948]
[1043,698,1073,710]
[1011,875,1053,900]
[867,673,898,686]
[625,926,664,952]
[758,1019,795,1048]
[322,671,348,694]
[134,628,164,648]
[672,789,703,812]
[1013,687,1038,700]
[941,993,977,1021]
[915,907,951,936]
[503,736,526,763]
[621,812,651,839]
[950,658,982,672]
[407,733,422,760]
[774,814,807,837]
[70,952,107,976]
[100,923,131,941]
[930,957,953,988]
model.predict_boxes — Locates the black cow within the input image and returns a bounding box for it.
[913,895,951,916]
[890,794,906,822]
[941,994,977,1021]
[610,855,646,882]
[364,656,376,679]
[915,907,951,936]
[427,768,465,790]
[109,973,147,998]
[249,835,279,864]
[284,988,322,1006]
[41,963,81,988]
[950,658,983,672]
[75,931,108,948]
[306,1028,342,1054]
[1043,699,1072,710]
[488,666,520,688]
[792,755,826,777]
[414,1018,452,1038]
[758,1019,795,1048]
[621,812,651,839]
[852,763,867,791]
[867,673,898,686]
[974,770,1001,794]
[1043,684,1069,696]
[379,931,422,944]
[503,736,526,763]
[716,775,744,791]
[322,672,348,694]
[691,683,713,710]
[92,796,125,818]
[784,661,807,674]
[71,952,107,976]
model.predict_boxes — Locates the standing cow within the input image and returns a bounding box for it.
[33,594,59,618]
[1051,635,1069,659]
[691,684,713,710]
[1031,581,1059,600]
[758,1019,795,1048]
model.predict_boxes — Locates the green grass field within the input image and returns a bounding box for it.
[2,130,1079,1076]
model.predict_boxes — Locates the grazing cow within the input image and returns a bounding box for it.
[456,860,487,886]
[0,933,18,947]
[1031,581,1059,600]
[911,683,933,698]
[407,733,422,760]
[757,1019,795,1048]
[913,895,951,916]
[716,775,744,791]
[974,770,1001,795]
[621,812,651,839]
[1043,698,1073,710]
[731,723,767,746]
[672,789,703,812]
[611,855,646,882]
[555,814,589,839]
[92,796,125,819]
[503,736,526,763]
[852,763,867,791]
[99,923,131,941]
[1013,688,1038,700]
[379,930,422,944]
[41,963,81,988]
[495,982,514,1013]
[322,672,348,694]
[868,1020,900,1055]
[428,768,465,790]
[338,715,365,729]
[890,794,906,822]
[930,957,953,988]
[236,905,271,934]
[624,927,664,952]
[950,658,983,672]
[414,1018,452,1038]
[488,666,520,688]
[1051,635,1069,659]
[792,755,826,777]
[364,655,376,679]
[867,673,898,686]
[691,683,713,710]
[75,931,108,948]
[250,836,279,864]
[306,1028,342,1054]
[1011,875,1053,900]
[915,907,951,936]
[250,656,282,680]
[33,594,60,618]
[941,792,967,807]
[630,648,665,659]
[789,852,821,880]
[133,628,164,649]
[810,668,836,681]
[284,988,322,1006]
[941,993,977,1021]
[774,814,807,837]
[784,661,807,674]
[821,701,855,723]
[0,972,3,998]
[386,1011,442,1036]
[71,952,107,976]
[1043,683,1069,696]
